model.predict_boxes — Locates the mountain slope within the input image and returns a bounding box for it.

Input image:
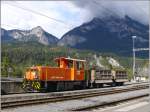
[58,15,149,56]
[1,26,58,45]
[1,28,15,42]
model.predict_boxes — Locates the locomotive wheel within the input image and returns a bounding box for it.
[22,80,32,92]
[27,81,33,91]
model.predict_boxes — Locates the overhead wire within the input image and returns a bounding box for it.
[92,0,121,18]
[4,2,73,29]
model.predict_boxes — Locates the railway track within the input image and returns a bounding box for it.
[1,83,149,109]
[2,81,148,95]
[71,94,149,111]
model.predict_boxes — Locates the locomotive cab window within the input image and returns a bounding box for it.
[67,60,73,68]
[76,61,84,70]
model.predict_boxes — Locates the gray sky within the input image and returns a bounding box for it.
[1,0,149,38]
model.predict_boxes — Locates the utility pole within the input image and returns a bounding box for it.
[132,35,149,82]
[132,36,136,81]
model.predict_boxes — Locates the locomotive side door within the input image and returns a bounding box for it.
[68,60,74,81]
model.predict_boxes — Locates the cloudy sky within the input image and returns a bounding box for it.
[1,0,149,38]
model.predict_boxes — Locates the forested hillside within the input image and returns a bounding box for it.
[1,42,95,77]
[1,41,148,79]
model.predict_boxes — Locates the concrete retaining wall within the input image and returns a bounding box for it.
[1,81,24,95]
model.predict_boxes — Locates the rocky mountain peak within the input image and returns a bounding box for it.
[31,26,44,32]
[31,26,45,37]
[58,15,149,56]
[1,26,58,45]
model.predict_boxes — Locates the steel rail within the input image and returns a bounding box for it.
[1,84,149,109]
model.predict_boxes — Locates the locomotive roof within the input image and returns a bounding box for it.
[55,57,86,62]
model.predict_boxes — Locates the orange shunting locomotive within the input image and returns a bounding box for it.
[23,57,87,91]
[22,57,128,92]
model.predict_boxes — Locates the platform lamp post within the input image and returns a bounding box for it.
[7,67,13,78]
[132,36,136,82]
